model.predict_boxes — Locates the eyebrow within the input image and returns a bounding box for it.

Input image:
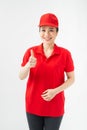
[49,28,54,29]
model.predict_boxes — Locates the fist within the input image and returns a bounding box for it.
[41,89,57,101]
[29,49,37,68]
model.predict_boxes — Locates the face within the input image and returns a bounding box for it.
[39,26,58,45]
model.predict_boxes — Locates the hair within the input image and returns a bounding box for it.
[39,27,59,32]
[56,28,59,32]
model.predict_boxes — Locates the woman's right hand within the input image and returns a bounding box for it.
[19,49,37,80]
[28,49,37,68]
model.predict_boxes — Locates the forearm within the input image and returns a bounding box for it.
[54,77,75,95]
[19,62,30,80]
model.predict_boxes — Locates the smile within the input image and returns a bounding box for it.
[44,38,52,41]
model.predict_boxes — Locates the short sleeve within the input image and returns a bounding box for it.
[65,51,74,72]
[21,49,30,67]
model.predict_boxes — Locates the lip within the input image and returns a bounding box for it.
[44,38,52,41]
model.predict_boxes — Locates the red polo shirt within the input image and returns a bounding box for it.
[21,43,74,117]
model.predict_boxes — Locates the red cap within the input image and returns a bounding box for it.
[39,13,59,27]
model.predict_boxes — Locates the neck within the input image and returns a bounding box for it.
[43,43,54,51]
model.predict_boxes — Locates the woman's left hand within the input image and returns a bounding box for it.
[41,89,57,101]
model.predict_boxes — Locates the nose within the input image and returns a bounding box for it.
[45,30,50,37]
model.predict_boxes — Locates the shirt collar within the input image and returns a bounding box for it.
[35,43,44,55]
[36,43,60,55]
[53,44,60,55]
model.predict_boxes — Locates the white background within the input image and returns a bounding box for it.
[0,0,87,130]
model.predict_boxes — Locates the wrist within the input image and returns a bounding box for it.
[25,62,31,70]
[54,87,60,95]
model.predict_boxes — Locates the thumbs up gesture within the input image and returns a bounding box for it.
[29,49,37,68]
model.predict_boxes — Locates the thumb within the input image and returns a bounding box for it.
[42,90,48,94]
[30,49,34,57]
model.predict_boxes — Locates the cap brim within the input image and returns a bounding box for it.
[38,23,58,27]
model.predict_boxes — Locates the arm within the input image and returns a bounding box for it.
[19,62,31,80]
[41,71,75,101]
[55,71,75,94]
[19,49,37,80]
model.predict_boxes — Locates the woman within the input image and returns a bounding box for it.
[19,13,75,130]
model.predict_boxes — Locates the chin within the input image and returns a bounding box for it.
[43,41,53,44]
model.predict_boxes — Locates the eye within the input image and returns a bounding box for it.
[41,29,45,32]
[49,29,54,32]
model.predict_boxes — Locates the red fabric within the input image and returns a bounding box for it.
[21,43,74,117]
[39,13,59,27]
